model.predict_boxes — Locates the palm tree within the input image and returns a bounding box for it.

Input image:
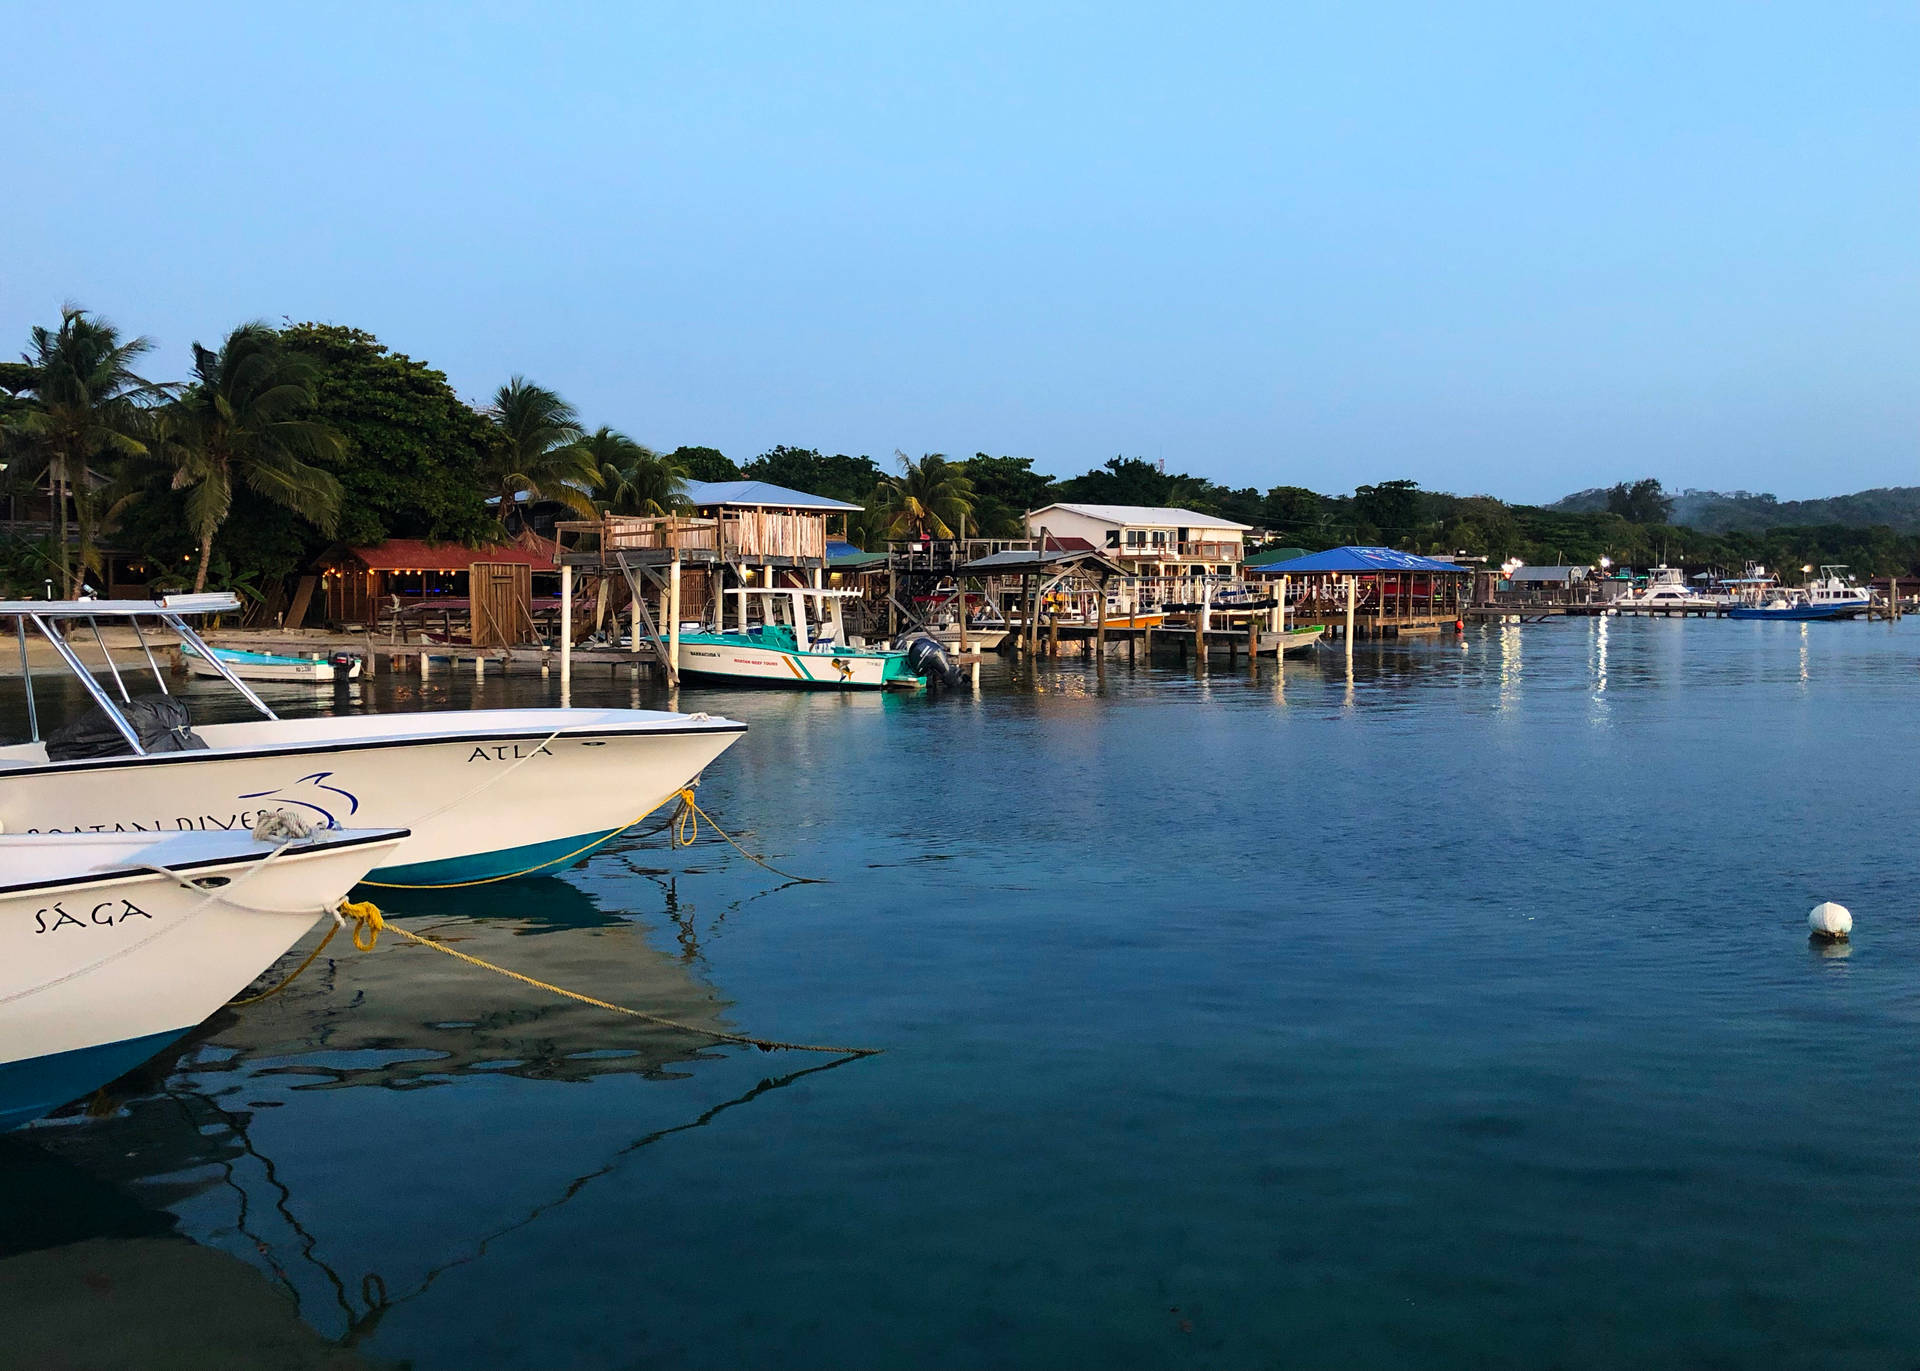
[580,427,688,516]
[164,323,344,592]
[483,377,595,524]
[876,451,974,540]
[4,306,167,594]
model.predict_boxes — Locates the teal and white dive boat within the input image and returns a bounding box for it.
[677,588,930,689]
[185,643,363,684]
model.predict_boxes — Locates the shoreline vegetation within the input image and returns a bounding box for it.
[3,304,1917,608]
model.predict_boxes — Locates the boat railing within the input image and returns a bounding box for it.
[0,595,278,755]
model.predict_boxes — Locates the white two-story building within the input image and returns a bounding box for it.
[1022,503,1250,579]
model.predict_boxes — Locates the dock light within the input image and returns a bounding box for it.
[1802,565,1814,574]
[1598,557,1612,569]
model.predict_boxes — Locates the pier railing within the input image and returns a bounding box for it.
[557,512,826,563]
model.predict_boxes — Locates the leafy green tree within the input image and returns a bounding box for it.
[668,445,738,482]
[876,451,974,539]
[583,427,688,515]
[740,446,883,504]
[483,377,595,523]
[1606,478,1673,525]
[278,323,500,547]
[161,323,344,592]
[1260,485,1332,540]
[1353,479,1426,544]
[959,453,1055,536]
[4,305,167,594]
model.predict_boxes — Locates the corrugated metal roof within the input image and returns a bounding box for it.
[1244,546,1309,567]
[1248,546,1467,575]
[826,538,887,569]
[331,537,561,573]
[1025,503,1252,531]
[1508,565,1585,583]
[684,479,862,512]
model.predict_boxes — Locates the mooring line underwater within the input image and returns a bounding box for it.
[327,900,878,1056]
[213,799,864,1051]
[359,785,827,888]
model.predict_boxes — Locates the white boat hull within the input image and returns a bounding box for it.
[677,639,906,688]
[928,627,1009,652]
[186,655,361,683]
[0,828,404,1127]
[0,709,745,885]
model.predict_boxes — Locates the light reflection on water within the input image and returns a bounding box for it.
[4,616,1920,1369]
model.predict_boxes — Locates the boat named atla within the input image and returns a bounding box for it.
[1,595,746,885]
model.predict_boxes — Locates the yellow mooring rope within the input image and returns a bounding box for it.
[328,900,876,1056]
[359,788,824,889]
[227,794,857,1051]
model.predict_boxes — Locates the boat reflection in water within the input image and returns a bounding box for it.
[0,1135,403,1370]
[22,881,855,1352]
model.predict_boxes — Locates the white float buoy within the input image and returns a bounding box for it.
[1808,901,1853,941]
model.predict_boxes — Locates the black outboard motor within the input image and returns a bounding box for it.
[895,632,965,689]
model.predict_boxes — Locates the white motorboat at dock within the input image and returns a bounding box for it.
[0,595,746,885]
[0,824,407,1128]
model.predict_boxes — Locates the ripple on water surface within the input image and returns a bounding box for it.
[3,617,1917,1369]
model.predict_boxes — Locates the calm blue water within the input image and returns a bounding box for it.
[5,618,1918,1369]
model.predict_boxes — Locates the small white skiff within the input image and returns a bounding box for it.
[184,644,363,683]
[0,825,407,1128]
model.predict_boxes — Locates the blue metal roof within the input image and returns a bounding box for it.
[1249,546,1467,575]
[683,479,862,512]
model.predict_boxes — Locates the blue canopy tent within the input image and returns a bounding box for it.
[1244,546,1470,634]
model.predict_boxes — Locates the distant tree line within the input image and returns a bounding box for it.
[5,304,1918,602]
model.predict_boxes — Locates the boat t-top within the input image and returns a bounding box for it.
[0,594,745,884]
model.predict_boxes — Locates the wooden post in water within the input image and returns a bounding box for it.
[559,563,573,703]
[956,514,969,655]
[667,554,682,683]
[1248,607,1259,660]
[1345,575,1357,651]
[1096,575,1108,658]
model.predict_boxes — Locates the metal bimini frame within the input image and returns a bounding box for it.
[1,593,279,757]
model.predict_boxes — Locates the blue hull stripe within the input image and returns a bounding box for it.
[1,1029,188,1130]
[365,829,622,886]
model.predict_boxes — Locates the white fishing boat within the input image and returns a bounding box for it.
[1803,564,1873,618]
[676,587,935,688]
[183,643,363,683]
[0,824,407,1128]
[0,595,746,885]
[1616,566,1722,612]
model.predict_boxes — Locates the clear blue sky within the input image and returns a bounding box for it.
[5,3,1915,503]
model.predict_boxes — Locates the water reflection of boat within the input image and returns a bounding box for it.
[192,888,735,1092]
[0,1135,401,1370]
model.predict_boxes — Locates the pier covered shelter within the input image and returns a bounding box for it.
[958,545,1130,655]
[1247,545,1469,636]
[318,535,561,629]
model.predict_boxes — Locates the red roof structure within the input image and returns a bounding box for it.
[1041,534,1096,553]
[331,536,560,574]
